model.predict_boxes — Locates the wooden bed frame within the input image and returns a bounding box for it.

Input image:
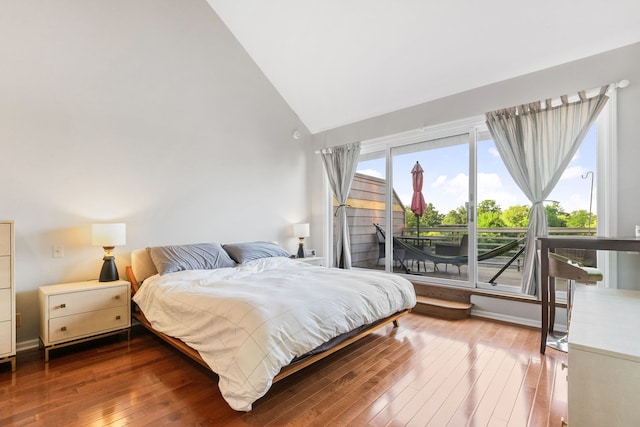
[126,261,410,383]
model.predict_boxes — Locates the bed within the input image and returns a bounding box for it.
[127,241,416,411]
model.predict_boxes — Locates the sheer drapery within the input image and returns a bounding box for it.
[485,86,609,296]
[320,142,361,269]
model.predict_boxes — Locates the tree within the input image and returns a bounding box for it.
[422,202,444,227]
[566,210,597,229]
[442,206,467,225]
[477,211,505,228]
[478,199,501,215]
[545,202,567,227]
[501,205,530,227]
[405,203,444,231]
[405,208,418,228]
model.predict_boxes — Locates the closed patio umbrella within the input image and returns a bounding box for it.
[411,161,426,238]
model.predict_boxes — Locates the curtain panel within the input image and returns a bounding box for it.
[485,86,609,296]
[320,142,361,269]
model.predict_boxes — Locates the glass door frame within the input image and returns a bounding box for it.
[373,117,484,290]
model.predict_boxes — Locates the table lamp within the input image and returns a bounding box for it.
[92,223,126,282]
[293,223,310,258]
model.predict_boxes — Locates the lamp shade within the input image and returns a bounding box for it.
[293,223,310,238]
[92,223,126,247]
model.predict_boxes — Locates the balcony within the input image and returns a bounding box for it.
[340,173,597,291]
[353,225,597,289]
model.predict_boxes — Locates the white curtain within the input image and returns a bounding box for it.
[320,142,361,269]
[485,86,609,296]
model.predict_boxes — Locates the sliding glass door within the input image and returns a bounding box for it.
[344,125,528,290]
[339,114,603,295]
[390,133,473,287]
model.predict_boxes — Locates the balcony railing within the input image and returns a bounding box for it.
[359,226,597,287]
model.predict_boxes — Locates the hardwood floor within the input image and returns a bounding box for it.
[0,314,568,426]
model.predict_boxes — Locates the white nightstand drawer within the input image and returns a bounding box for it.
[48,306,129,343]
[0,321,11,355]
[0,256,10,289]
[48,285,128,319]
[298,256,324,266]
[0,289,10,322]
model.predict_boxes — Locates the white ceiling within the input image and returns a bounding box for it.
[206,1,640,134]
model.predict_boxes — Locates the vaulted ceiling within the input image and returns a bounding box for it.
[207,1,640,134]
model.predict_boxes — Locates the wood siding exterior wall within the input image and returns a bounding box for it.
[333,173,405,268]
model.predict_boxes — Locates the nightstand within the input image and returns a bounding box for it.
[39,279,131,362]
[298,256,324,266]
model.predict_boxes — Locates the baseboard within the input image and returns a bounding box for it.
[470,309,540,328]
[17,338,40,353]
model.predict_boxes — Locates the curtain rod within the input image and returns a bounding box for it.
[613,79,630,89]
[534,79,629,109]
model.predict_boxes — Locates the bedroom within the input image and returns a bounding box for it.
[1,0,640,425]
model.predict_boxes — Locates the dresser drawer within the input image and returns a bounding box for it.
[0,223,10,256]
[48,306,129,343]
[0,320,11,355]
[0,289,10,322]
[0,256,10,289]
[48,285,128,319]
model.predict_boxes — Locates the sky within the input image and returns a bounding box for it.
[357,125,597,216]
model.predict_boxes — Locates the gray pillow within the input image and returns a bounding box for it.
[223,241,290,264]
[147,243,236,275]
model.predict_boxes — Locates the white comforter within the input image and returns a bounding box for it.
[132,257,416,411]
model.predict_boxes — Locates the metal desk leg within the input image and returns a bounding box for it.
[540,242,550,354]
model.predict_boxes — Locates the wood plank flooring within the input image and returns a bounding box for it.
[0,314,568,426]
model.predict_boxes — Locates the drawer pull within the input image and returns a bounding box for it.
[60,303,66,309]
[115,295,121,300]
[116,315,121,320]
[60,326,67,332]
[562,362,568,370]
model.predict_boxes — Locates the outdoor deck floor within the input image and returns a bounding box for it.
[380,262,568,293]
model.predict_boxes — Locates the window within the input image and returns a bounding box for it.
[330,106,612,295]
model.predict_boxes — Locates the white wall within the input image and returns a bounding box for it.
[312,42,640,291]
[0,0,312,343]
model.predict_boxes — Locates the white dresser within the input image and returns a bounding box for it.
[39,279,130,362]
[0,221,15,371]
[568,286,640,426]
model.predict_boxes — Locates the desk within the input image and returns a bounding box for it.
[538,235,640,354]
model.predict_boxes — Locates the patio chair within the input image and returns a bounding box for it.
[373,223,409,271]
[435,234,469,272]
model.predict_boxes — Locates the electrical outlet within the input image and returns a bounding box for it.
[52,244,64,258]
[16,313,21,327]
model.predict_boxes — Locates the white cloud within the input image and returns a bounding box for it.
[560,165,587,181]
[428,173,468,210]
[431,175,447,188]
[357,168,383,179]
[561,190,597,214]
[478,172,502,190]
[488,146,500,157]
[398,192,412,206]
[477,172,524,208]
